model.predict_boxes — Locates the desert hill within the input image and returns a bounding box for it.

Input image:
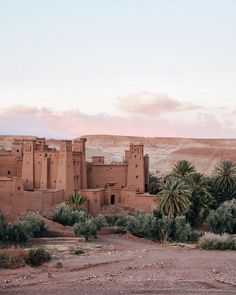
[82,135,236,175]
[1,134,236,176]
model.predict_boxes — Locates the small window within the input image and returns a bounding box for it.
[95,199,97,203]
[135,164,138,168]
[7,171,10,175]
[17,149,19,152]
[135,155,137,158]
[136,175,139,179]
[18,186,21,191]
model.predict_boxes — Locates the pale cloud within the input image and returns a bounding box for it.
[0,105,235,139]
[117,91,201,115]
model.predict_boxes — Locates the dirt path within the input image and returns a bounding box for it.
[0,235,236,295]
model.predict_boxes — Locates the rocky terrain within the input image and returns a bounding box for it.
[1,134,236,176]
[0,235,235,295]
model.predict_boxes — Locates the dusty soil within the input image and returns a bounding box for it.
[0,235,236,295]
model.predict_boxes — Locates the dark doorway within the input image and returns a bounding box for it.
[111,195,115,205]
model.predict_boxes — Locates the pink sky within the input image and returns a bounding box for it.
[1,94,235,139]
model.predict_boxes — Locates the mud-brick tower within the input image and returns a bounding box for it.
[127,144,145,193]
[73,138,88,189]
[21,140,36,190]
[56,140,74,199]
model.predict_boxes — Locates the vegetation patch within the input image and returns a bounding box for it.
[198,233,236,250]
[26,248,51,266]
[0,248,27,269]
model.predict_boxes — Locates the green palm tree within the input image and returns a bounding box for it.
[186,172,212,226]
[212,160,236,203]
[156,176,191,217]
[69,191,87,211]
[172,160,195,179]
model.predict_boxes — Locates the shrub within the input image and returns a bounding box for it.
[74,218,98,241]
[52,203,88,226]
[94,215,108,231]
[5,221,32,244]
[198,233,236,250]
[207,199,236,234]
[105,215,118,226]
[52,203,75,225]
[26,248,51,266]
[115,211,130,229]
[127,210,156,238]
[73,210,88,224]
[154,216,172,242]
[188,230,204,242]
[19,212,46,238]
[149,174,162,194]
[0,248,27,269]
[171,216,192,242]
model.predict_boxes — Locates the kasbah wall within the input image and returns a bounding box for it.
[0,137,156,217]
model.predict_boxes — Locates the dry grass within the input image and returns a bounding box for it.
[0,247,27,269]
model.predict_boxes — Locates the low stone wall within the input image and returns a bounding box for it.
[23,189,64,217]
[120,189,156,211]
[0,176,65,217]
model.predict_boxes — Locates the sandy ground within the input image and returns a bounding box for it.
[0,235,236,295]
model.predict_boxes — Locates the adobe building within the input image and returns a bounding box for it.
[0,137,155,217]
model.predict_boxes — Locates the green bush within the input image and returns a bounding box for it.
[19,212,46,238]
[149,174,162,194]
[207,199,236,234]
[104,215,118,226]
[26,248,51,266]
[5,221,32,244]
[94,215,108,231]
[154,216,172,242]
[74,218,98,241]
[171,216,192,242]
[198,233,236,250]
[52,203,87,226]
[188,230,204,242]
[115,211,131,229]
[1,212,46,244]
[52,203,75,225]
[127,210,156,239]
